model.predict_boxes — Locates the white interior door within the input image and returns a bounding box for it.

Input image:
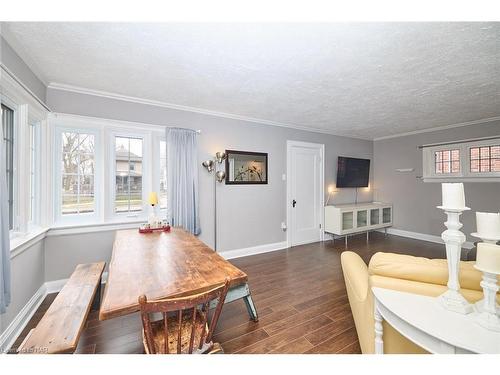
[287,141,324,247]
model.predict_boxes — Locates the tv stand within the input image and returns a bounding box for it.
[324,202,393,245]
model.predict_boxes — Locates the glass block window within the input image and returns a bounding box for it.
[435,149,460,174]
[470,145,500,173]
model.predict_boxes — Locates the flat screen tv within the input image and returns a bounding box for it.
[336,157,370,188]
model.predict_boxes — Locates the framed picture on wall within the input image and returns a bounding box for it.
[225,150,268,184]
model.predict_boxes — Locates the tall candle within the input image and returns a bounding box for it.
[476,212,500,239]
[475,243,500,274]
[441,183,466,209]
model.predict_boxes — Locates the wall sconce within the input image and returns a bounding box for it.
[216,151,227,164]
[202,159,214,172]
[201,151,227,251]
[216,171,226,183]
[326,185,337,206]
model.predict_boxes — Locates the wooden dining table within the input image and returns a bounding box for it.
[99,228,258,322]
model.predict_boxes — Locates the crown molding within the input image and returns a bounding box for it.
[1,64,50,112]
[47,82,372,140]
[373,116,500,141]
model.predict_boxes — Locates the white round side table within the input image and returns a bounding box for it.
[372,287,500,354]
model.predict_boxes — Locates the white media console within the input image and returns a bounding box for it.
[324,202,393,245]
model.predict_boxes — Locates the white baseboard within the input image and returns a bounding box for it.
[0,283,46,353]
[379,227,475,250]
[0,271,108,353]
[219,241,288,260]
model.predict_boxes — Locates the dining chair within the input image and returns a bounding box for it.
[138,278,231,354]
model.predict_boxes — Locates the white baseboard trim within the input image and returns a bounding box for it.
[0,283,46,353]
[0,271,108,353]
[219,241,288,260]
[379,228,475,249]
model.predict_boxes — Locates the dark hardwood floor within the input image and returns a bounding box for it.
[12,232,451,354]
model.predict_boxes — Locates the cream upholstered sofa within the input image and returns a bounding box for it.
[341,251,500,354]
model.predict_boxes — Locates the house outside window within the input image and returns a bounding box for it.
[61,131,96,215]
[115,136,143,213]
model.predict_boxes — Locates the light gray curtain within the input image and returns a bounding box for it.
[0,120,11,314]
[166,128,201,235]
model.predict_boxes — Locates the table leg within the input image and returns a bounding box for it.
[243,294,259,322]
[374,299,384,354]
[211,282,259,322]
[92,277,102,311]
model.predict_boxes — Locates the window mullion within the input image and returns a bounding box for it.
[128,139,131,212]
[76,134,80,214]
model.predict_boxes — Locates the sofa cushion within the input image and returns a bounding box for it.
[369,275,485,303]
[368,252,483,292]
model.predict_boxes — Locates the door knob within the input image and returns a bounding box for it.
[292,199,297,208]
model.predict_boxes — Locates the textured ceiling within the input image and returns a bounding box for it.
[2,22,500,139]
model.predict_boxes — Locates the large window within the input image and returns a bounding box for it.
[423,137,500,182]
[51,115,166,226]
[2,104,15,230]
[115,136,143,213]
[61,131,96,215]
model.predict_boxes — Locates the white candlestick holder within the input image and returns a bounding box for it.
[437,206,473,314]
[474,267,500,331]
[471,233,500,313]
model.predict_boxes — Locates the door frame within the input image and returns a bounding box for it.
[286,140,325,248]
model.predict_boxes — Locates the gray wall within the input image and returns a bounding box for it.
[44,87,373,273]
[0,36,47,104]
[374,121,500,241]
[0,51,373,337]
[44,231,115,282]
[0,241,45,336]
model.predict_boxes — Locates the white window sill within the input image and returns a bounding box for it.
[423,177,500,183]
[10,227,50,259]
[9,219,152,259]
[47,219,146,237]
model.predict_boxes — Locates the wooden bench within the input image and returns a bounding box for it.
[18,262,105,354]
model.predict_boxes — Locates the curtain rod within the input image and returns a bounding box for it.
[1,64,51,112]
[418,135,500,149]
[168,127,201,134]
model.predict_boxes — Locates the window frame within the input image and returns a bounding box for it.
[466,139,500,178]
[422,137,500,182]
[53,126,102,225]
[28,118,42,230]
[426,145,464,179]
[106,129,152,221]
[1,99,18,235]
[1,69,48,244]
